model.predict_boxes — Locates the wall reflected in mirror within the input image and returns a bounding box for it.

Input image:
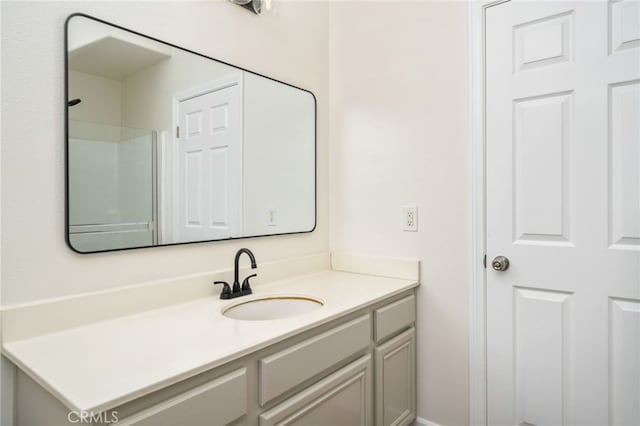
[66,15,316,253]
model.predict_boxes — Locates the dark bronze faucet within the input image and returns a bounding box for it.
[214,248,257,299]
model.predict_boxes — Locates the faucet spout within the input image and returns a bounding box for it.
[233,248,257,294]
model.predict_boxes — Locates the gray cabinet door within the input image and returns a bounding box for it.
[260,355,372,426]
[375,328,416,426]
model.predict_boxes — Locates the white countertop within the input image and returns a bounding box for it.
[2,270,418,413]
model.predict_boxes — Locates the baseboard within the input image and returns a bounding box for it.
[415,417,443,426]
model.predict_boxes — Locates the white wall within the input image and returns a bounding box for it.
[329,2,470,425]
[1,0,329,305]
[68,70,122,126]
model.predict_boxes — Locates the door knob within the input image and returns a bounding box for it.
[492,256,510,271]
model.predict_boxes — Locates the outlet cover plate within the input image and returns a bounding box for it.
[402,206,418,231]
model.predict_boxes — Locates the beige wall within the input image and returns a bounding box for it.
[68,70,122,126]
[329,2,470,425]
[0,0,329,303]
[120,48,238,132]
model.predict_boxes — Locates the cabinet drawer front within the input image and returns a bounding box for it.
[260,355,373,426]
[259,314,371,405]
[118,368,246,426]
[375,328,416,426]
[374,295,415,342]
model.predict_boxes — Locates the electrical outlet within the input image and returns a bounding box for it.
[402,206,418,231]
[267,207,277,226]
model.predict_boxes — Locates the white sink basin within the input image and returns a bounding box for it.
[222,295,323,321]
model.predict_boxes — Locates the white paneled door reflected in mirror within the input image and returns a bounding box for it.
[65,14,316,253]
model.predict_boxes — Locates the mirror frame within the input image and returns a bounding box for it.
[64,13,317,254]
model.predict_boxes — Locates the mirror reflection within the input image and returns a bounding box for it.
[66,15,316,253]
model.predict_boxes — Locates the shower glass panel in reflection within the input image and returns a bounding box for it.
[68,120,156,252]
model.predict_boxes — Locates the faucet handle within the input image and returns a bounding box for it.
[241,274,257,295]
[214,281,232,299]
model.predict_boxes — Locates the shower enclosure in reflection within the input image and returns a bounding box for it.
[68,120,157,252]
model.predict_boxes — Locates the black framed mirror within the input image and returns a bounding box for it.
[65,14,316,253]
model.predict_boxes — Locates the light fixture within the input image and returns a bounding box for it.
[229,0,271,15]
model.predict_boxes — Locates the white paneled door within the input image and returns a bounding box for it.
[486,1,639,425]
[175,83,242,241]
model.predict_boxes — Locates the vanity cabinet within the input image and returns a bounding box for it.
[373,295,417,426]
[14,291,416,426]
[375,328,416,426]
[260,355,373,426]
[258,314,371,406]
